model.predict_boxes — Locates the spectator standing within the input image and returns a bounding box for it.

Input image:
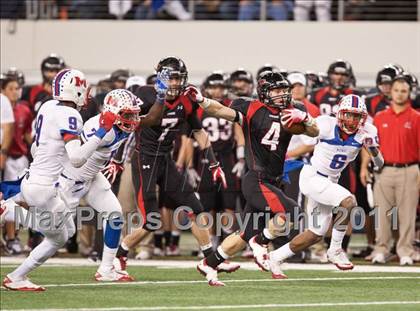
[366,76,419,265]
[294,0,331,21]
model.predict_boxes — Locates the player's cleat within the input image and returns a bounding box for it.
[249,236,270,271]
[327,248,354,270]
[166,245,180,256]
[113,256,127,272]
[95,268,134,282]
[197,259,225,287]
[2,276,45,291]
[399,256,413,266]
[268,254,288,279]
[216,261,240,274]
[153,247,165,257]
[371,253,386,264]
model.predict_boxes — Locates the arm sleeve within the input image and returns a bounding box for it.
[229,98,251,125]
[65,137,102,168]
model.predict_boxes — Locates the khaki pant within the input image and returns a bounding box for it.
[117,162,137,236]
[373,165,419,258]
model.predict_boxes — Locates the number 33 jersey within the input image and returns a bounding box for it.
[29,99,83,180]
[310,115,379,181]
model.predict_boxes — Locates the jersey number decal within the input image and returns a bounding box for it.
[158,118,178,142]
[330,154,348,169]
[261,122,281,151]
[34,114,44,146]
[68,116,78,130]
[319,103,339,116]
[202,117,232,142]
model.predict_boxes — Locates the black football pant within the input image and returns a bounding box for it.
[131,151,204,231]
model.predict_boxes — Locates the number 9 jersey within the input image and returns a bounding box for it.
[310,115,378,182]
[30,99,83,180]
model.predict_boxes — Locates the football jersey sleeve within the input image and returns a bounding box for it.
[57,108,83,137]
[135,86,156,116]
[230,98,251,120]
[315,115,335,139]
[362,122,379,147]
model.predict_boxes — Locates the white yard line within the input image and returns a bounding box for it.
[1,257,420,273]
[0,276,418,289]
[2,301,420,311]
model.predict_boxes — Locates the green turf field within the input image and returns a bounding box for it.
[1,265,419,311]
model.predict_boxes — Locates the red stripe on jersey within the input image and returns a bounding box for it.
[245,100,265,170]
[63,133,78,143]
[196,107,204,120]
[136,154,147,224]
[259,182,286,216]
[314,87,330,106]
[181,95,193,116]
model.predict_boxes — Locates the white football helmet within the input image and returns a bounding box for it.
[52,69,89,110]
[337,94,367,134]
[103,89,142,132]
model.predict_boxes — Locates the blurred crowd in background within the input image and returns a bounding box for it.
[1,53,419,266]
[1,0,418,21]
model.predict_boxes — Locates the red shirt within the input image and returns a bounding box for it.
[302,98,320,118]
[9,101,32,157]
[373,104,420,164]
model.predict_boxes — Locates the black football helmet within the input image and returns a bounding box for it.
[110,69,132,83]
[327,60,353,90]
[5,67,25,86]
[257,71,291,109]
[256,64,279,80]
[229,68,254,97]
[41,54,66,83]
[305,71,326,93]
[376,65,399,87]
[202,71,228,100]
[156,56,188,97]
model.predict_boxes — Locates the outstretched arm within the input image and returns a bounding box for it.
[183,86,239,123]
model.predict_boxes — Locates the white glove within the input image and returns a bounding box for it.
[187,167,201,188]
[232,159,246,178]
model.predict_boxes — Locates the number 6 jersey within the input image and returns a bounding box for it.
[310,115,378,182]
[29,99,83,180]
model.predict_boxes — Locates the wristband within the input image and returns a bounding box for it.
[95,127,107,139]
[303,115,315,127]
[236,145,245,159]
[156,93,166,105]
[198,97,211,109]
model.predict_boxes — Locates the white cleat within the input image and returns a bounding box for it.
[268,254,288,279]
[399,256,413,266]
[197,259,225,287]
[95,268,134,282]
[327,248,354,270]
[2,276,45,291]
[249,236,270,272]
[216,261,240,274]
[371,253,386,264]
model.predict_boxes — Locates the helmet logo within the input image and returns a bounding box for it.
[74,76,87,87]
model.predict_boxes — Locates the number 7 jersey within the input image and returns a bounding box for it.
[310,115,379,181]
[30,99,83,180]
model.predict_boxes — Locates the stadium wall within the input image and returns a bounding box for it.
[1,20,419,85]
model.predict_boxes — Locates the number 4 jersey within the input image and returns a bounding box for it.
[230,98,307,178]
[29,99,83,180]
[310,115,379,182]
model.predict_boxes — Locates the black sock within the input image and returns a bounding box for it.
[202,246,213,258]
[255,231,271,245]
[206,249,225,269]
[171,231,180,247]
[116,245,129,258]
[163,231,171,247]
[324,236,331,248]
[342,235,351,252]
[154,231,163,249]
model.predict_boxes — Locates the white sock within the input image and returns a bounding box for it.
[330,228,346,251]
[121,241,129,251]
[270,242,295,263]
[217,246,229,260]
[8,238,58,281]
[99,245,117,273]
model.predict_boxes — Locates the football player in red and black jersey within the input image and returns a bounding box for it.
[365,65,400,116]
[23,54,66,115]
[309,60,364,116]
[184,71,319,281]
[115,57,239,286]
[193,71,245,246]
